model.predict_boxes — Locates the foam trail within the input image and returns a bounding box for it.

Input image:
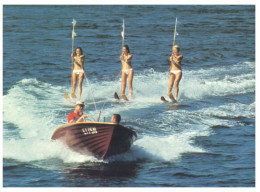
[83,61,255,105]
[2,60,255,163]
[2,78,96,163]
[3,139,100,163]
[107,133,206,162]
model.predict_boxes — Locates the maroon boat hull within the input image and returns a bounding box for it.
[51,122,136,159]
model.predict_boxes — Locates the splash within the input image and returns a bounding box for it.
[2,60,255,163]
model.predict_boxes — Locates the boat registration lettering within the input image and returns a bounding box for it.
[82,127,98,135]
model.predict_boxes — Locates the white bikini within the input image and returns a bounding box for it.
[171,58,182,75]
[121,58,133,75]
[73,56,84,75]
[73,69,84,75]
[170,70,182,75]
[122,68,133,75]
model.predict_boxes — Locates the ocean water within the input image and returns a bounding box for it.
[2,5,255,187]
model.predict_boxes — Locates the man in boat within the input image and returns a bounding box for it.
[111,114,121,124]
[67,100,89,123]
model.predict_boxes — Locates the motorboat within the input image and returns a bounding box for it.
[51,122,137,159]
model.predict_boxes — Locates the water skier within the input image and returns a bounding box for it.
[71,47,85,98]
[120,45,134,99]
[168,45,183,101]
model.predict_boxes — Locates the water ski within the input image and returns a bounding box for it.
[114,92,128,101]
[64,92,70,99]
[71,92,77,98]
[160,93,177,103]
[161,96,169,103]
[168,93,177,103]
[121,95,129,101]
[114,92,120,100]
[64,92,77,99]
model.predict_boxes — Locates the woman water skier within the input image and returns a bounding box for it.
[71,47,85,98]
[120,45,134,98]
[168,45,183,101]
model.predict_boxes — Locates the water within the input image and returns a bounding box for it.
[2,5,255,187]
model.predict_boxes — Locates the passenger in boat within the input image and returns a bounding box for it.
[120,45,134,98]
[71,47,85,98]
[168,45,183,101]
[67,100,89,123]
[111,114,121,124]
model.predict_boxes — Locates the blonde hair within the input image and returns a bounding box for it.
[173,45,180,51]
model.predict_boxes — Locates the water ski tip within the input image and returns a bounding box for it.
[71,92,77,99]
[114,92,129,101]
[121,94,129,101]
[114,92,120,100]
[161,96,169,102]
[64,92,70,99]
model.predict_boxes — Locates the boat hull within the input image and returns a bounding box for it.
[51,122,136,159]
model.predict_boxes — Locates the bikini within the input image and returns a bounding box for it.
[73,56,84,75]
[122,68,133,75]
[73,69,84,75]
[170,70,182,75]
[121,59,133,75]
[170,58,182,75]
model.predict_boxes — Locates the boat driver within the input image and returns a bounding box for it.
[67,100,89,123]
